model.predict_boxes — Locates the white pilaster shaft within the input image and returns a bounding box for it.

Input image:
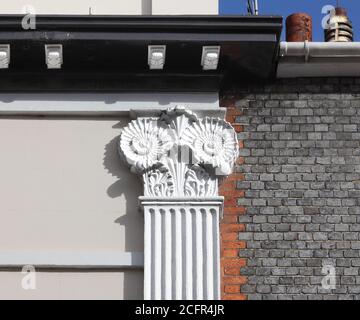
[141,198,223,300]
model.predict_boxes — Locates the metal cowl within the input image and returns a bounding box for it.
[286,13,312,42]
[325,7,353,42]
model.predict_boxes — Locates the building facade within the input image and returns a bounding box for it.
[0,1,359,300]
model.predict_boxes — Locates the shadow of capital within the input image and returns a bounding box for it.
[103,122,144,299]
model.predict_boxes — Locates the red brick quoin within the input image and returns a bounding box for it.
[219,97,247,300]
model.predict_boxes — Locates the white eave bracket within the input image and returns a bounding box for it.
[201,46,221,70]
[0,44,10,69]
[148,45,166,70]
[45,44,63,69]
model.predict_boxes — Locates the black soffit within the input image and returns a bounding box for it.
[0,15,282,92]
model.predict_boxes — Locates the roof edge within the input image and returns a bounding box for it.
[278,41,360,78]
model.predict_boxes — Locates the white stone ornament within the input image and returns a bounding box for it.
[45,44,63,69]
[148,45,166,70]
[119,106,239,195]
[182,117,239,175]
[119,106,239,300]
[119,117,173,173]
[185,165,217,197]
[201,46,221,70]
[0,45,10,69]
[143,167,174,197]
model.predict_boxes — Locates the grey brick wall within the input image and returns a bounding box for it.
[228,78,360,300]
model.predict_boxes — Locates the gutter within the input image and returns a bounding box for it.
[277,41,360,78]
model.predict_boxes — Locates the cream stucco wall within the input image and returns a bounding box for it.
[0,118,143,252]
[0,0,145,14]
[0,117,143,299]
[0,0,218,15]
[0,271,143,300]
[152,0,218,15]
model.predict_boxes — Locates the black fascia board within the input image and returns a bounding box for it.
[0,15,282,32]
[0,15,283,92]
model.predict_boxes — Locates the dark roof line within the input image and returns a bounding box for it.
[0,14,282,32]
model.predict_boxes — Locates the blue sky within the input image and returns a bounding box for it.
[220,0,359,41]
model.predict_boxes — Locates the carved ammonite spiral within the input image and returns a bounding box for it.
[182,117,239,175]
[119,118,174,173]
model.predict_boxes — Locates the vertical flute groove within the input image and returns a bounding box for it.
[195,209,204,299]
[185,209,193,300]
[175,209,183,299]
[213,209,221,300]
[164,208,172,300]
[206,210,214,299]
[144,208,152,300]
[154,209,162,300]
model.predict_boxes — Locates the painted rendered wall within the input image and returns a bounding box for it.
[0,118,143,252]
[0,0,144,14]
[0,271,143,300]
[0,0,218,15]
[0,118,143,299]
[152,0,218,15]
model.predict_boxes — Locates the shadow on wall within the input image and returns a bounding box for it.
[103,121,144,299]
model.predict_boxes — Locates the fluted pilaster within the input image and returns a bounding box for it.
[141,198,222,300]
[118,106,238,300]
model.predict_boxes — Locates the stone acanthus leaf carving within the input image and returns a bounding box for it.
[163,157,188,197]
[119,106,239,197]
[160,107,198,142]
[185,165,217,197]
[143,168,174,197]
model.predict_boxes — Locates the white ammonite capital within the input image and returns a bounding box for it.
[119,117,174,173]
[182,117,239,175]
